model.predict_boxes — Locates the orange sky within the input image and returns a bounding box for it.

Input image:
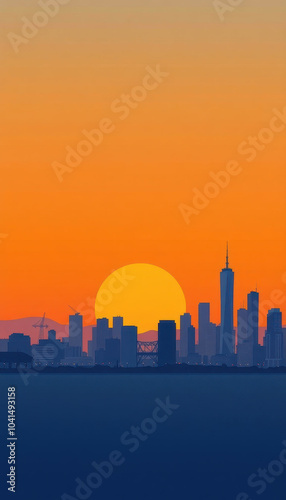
[1,0,286,329]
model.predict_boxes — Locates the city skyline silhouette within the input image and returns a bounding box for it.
[0,246,285,370]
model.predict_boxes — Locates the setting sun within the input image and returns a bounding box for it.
[95,263,186,333]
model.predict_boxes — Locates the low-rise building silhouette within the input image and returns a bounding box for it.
[8,333,31,356]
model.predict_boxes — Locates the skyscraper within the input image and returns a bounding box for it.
[236,307,251,366]
[179,313,191,359]
[105,338,120,366]
[247,291,259,346]
[198,303,216,362]
[96,318,111,350]
[121,326,137,367]
[158,320,176,366]
[113,316,123,340]
[220,244,234,357]
[265,308,283,367]
[188,325,196,355]
[237,291,260,366]
[88,326,97,361]
[69,313,83,356]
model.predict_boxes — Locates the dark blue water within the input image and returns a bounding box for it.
[1,374,286,500]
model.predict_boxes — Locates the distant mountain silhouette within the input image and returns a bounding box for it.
[0,318,271,349]
[0,319,158,350]
[0,317,70,344]
[137,330,157,341]
[0,318,94,351]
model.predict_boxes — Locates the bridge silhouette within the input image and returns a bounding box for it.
[137,341,158,366]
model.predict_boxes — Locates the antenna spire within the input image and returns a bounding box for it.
[226,242,229,269]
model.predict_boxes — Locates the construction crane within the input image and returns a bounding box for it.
[68,305,80,316]
[33,313,49,341]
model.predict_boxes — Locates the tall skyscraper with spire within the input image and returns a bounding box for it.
[220,243,235,357]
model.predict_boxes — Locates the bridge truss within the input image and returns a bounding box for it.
[137,341,158,367]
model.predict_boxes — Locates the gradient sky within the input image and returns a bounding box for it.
[1,0,286,329]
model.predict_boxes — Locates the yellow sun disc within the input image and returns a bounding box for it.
[95,263,186,334]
